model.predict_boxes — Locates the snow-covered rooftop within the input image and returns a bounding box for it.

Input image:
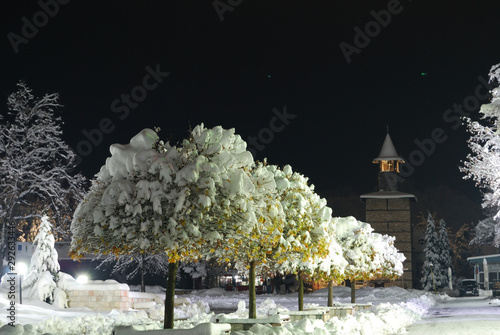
[373,133,405,162]
[467,254,500,263]
[360,191,416,200]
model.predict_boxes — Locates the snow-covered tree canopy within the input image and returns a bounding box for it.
[267,165,346,278]
[470,216,499,246]
[214,161,288,278]
[462,63,500,247]
[0,82,86,241]
[334,216,404,282]
[70,125,262,263]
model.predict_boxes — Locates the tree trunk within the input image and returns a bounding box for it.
[350,280,356,303]
[249,260,256,319]
[140,253,145,293]
[164,262,178,329]
[327,280,333,307]
[298,272,304,311]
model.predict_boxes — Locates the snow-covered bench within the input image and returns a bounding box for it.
[210,313,290,331]
[112,323,231,335]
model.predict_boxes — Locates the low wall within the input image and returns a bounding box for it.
[68,289,131,311]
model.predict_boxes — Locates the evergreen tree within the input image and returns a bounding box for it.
[437,219,454,285]
[421,213,446,291]
[23,215,60,303]
[0,82,86,262]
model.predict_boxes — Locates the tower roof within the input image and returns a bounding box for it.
[373,133,404,162]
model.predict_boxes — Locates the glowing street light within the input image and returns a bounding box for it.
[76,274,89,284]
[17,263,27,305]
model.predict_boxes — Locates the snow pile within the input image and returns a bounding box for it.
[230,294,433,335]
[0,286,438,335]
[489,298,500,305]
[0,303,162,335]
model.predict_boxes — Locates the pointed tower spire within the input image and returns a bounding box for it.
[373,132,405,173]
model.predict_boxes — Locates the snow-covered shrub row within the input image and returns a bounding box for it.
[68,124,406,323]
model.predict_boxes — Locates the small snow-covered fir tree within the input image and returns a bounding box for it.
[437,219,454,285]
[420,213,446,291]
[23,215,60,303]
[0,82,86,262]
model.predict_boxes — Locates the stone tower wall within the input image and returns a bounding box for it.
[365,197,413,289]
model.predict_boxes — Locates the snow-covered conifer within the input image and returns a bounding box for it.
[437,219,454,284]
[420,213,445,291]
[23,215,60,303]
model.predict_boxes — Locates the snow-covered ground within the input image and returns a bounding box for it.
[0,283,448,335]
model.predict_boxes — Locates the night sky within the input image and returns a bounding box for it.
[2,0,500,203]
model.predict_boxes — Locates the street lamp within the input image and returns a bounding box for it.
[17,263,27,304]
[76,274,89,284]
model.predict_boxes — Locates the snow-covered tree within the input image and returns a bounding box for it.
[218,162,287,318]
[470,216,499,246]
[70,125,258,328]
[335,216,404,302]
[313,223,347,307]
[437,219,454,285]
[266,165,346,311]
[420,213,446,291]
[462,63,500,247]
[23,215,60,303]
[95,252,169,292]
[0,82,86,261]
[179,260,207,289]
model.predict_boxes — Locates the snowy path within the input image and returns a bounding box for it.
[406,296,500,334]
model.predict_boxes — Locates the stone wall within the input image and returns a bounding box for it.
[67,289,132,311]
[365,197,413,289]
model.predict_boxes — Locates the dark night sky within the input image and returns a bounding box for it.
[2,0,500,203]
